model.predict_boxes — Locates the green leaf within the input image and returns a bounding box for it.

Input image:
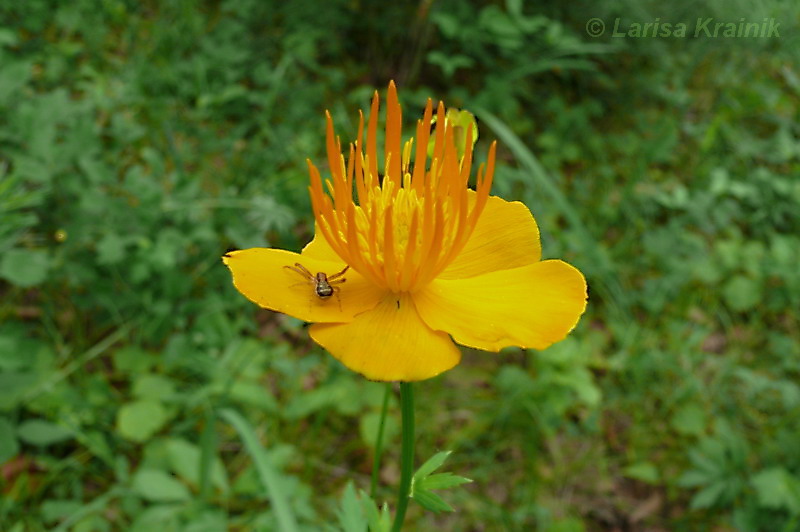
[0,58,30,104]
[131,469,191,502]
[670,403,707,436]
[359,490,391,532]
[0,248,50,287]
[425,109,478,159]
[182,510,228,532]
[622,462,660,484]
[0,330,32,371]
[132,374,176,401]
[0,371,37,410]
[337,482,367,532]
[165,438,229,493]
[410,451,471,514]
[426,52,474,78]
[751,467,800,513]
[678,469,713,487]
[41,500,82,524]
[117,400,168,443]
[0,28,18,47]
[413,451,452,479]
[722,274,762,312]
[418,472,472,491]
[96,233,127,265]
[689,481,726,509]
[112,346,156,373]
[128,504,181,530]
[282,378,355,419]
[0,416,20,462]
[16,419,73,446]
[225,380,279,413]
[411,489,453,514]
[479,5,523,49]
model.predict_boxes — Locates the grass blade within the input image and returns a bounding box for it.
[220,408,299,532]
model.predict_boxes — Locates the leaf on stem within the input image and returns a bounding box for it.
[410,451,472,514]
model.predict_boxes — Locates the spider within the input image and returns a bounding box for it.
[284,263,349,305]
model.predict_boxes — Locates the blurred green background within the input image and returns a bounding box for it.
[1,0,799,530]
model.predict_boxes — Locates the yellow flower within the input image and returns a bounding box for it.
[223,82,587,382]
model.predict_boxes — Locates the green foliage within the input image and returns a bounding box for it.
[334,482,392,532]
[219,408,299,532]
[0,249,50,288]
[1,0,799,530]
[411,451,472,513]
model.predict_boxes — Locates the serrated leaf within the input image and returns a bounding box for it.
[418,472,472,491]
[688,444,723,474]
[410,450,469,514]
[689,481,726,509]
[623,462,659,484]
[413,451,452,480]
[751,467,800,513]
[359,490,391,532]
[678,470,713,488]
[411,489,454,514]
[336,482,367,532]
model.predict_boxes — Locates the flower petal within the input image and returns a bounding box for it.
[414,260,587,351]
[301,225,343,262]
[439,194,541,279]
[222,248,384,323]
[309,293,461,381]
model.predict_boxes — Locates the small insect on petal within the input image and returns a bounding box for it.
[284,263,349,302]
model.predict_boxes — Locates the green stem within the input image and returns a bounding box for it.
[392,382,415,532]
[371,383,392,498]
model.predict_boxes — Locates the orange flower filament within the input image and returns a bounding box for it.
[308,82,495,293]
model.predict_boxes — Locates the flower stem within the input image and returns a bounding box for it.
[391,382,415,532]
[370,382,392,499]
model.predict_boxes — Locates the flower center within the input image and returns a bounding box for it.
[308,82,495,293]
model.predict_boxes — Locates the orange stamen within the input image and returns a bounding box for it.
[307,82,496,293]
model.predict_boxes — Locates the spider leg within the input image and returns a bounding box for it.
[293,262,315,278]
[284,264,313,280]
[327,265,350,281]
[328,278,346,285]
